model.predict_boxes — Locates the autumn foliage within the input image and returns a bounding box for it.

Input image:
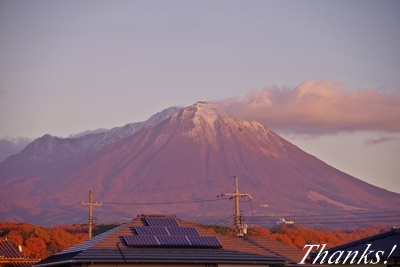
[0,222,88,259]
[244,224,388,249]
[204,223,388,249]
[1,221,388,260]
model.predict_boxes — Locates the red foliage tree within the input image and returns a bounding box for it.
[24,236,47,259]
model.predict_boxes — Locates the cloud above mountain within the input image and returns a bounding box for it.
[217,80,400,135]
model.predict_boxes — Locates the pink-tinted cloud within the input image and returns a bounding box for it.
[217,80,400,134]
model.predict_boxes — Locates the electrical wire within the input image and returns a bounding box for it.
[102,197,229,206]
[289,219,400,226]
[279,210,400,218]
[248,213,400,222]
[212,215,233,227]
[245,213,400,226]
[251,214,400,222]
[248,210,399,218]
[110,178,231,194]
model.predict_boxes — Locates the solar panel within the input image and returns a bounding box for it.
[187,236,223,248]
[134,226,169,236]
[145,217,180,227]
[124,235,223,248]
[156,235,190,246]
[166,227,200,236]
[124,235,159,246]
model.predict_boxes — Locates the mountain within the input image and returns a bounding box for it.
[1,107,181,165]
[0,102,399,226]
[0,137,31,163]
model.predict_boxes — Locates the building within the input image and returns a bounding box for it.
[276,219,295,226]
[0,237,39,267]
[309,227,400,267]
[34,214,309,267]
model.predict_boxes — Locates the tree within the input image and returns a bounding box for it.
[24,236,47,259]
[5,230,24,248]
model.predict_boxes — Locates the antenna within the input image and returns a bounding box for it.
[82,190,102,238]
[221,176,252,236]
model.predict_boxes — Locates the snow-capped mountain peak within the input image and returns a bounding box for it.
[94,106,182,148]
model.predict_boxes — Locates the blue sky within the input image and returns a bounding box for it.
[0,0,399,192]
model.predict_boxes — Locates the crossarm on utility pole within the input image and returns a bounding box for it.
[82,190,102,238]
[222,176,252,236]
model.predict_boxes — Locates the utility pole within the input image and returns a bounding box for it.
[222,176,252,236]
[82,191,102,238]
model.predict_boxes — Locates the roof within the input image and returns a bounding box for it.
[310,227,400,264]
[35,215,306,266]
[0,238,39,267]
[0,238,24,259]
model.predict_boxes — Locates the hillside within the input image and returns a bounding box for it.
[0,102,399,226]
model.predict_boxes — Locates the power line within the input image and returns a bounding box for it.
[281,210,400,218]
[211,215,233,227]
[249,213,400,222]
[249,217,400,225]
[247,211,399,221]
[102,197,228,206]
[109,178,230,194]
[291,219,400,226]
[248,217,399,223]
[246,217,399,227]
[290,215,400,223]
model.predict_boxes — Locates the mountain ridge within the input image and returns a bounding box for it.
[0,137,32,163]
[0,102,398,226]
[1,106,181,165]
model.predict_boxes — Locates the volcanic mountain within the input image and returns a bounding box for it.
[0,102,399,226]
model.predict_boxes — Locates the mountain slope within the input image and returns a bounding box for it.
[0,102,398,225]
[0,137,31,163]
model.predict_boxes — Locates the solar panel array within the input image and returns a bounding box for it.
[157,235,190,246]
[167,226,200,236]
[124,217,223,248]
[145,217,180,227]
[134,226,201,236]
[123,235,223,248]
[124,235,159,246]
[135,226,169,236]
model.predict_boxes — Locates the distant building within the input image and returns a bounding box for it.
[309,227,400,267]
[0,237,39,267]
[34,214,310,267]
[276,218,295,225]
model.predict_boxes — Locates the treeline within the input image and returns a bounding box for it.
[204,224,388,249]
[0,221,388,260]
[0,222,121,259]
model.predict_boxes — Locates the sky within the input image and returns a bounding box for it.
[0,0,399,192]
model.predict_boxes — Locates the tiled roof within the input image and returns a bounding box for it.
[35,215,306,266]
[310,227,400,263]
[0,238,24,259]
[0,238,39,267]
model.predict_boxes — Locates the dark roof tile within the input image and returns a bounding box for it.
[0,238,24,259]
